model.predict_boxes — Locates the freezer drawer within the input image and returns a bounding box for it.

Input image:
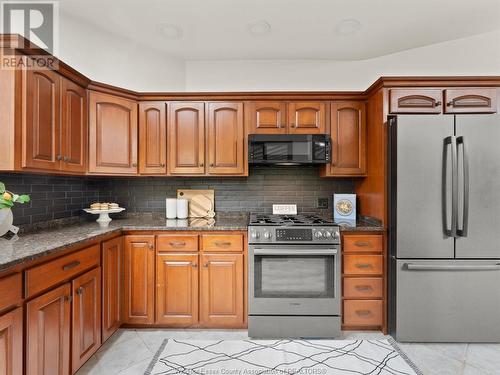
[396,259,500,342]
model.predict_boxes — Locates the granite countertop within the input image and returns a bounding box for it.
[0,213,249,272]
[337,217,385,232]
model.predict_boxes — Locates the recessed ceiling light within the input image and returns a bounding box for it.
[247,20,271,36]
[158,23,183,39]
[335,19,361,36]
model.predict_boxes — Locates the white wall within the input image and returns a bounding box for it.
[185,31,500,92]
[58,13,185,92]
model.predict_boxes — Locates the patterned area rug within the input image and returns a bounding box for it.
[145,339,422,375]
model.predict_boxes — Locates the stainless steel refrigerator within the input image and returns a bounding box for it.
[388,113,500,342]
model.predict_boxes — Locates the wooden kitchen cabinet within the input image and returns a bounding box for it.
[102,237,124,342]
[139,101,167,174]
[26,283,71,375]
[200,253,244,327]
[444,88,497,113]
[156,253,199,326]
[247,101,287,134]
[88,91,138,174]
[168,102,205,174]
[287,102,326,134]
[22,67,61,171]
[389,89,443,114]
[124,235,155,324]
[60,77,87,173]
[0,307,23,375]
[207,102,245,175]
[72,268,101,373]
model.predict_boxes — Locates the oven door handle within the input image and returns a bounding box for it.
[252,249,338,256]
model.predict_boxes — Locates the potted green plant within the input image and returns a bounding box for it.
[0,182,30,236]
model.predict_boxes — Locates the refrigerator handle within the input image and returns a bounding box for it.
[443,136,458,238]
[456,136,469,237]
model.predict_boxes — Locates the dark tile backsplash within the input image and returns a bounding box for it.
[0,167,354,226]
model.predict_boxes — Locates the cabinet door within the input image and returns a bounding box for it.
[200,253,244,327]
[168,102,205,174]
[72,267,101,373]
[139,102,167,174]
[156,253,199,326]
[88,91,138,174]
[0,307,22,375]
[444,88,497,113]
[287,102,326,134]
[389,89,443,114]
[22,68,61,171]
[102,237,123,342]
[247,101,287,134]
[328,101,366,176]
[26,283,71,375]
[124,236,155,324]
[60,78,87,173]
[207,102,245,175]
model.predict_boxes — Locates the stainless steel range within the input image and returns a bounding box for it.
[248,214,341,338]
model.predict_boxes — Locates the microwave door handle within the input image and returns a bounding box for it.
[252,249,338,256]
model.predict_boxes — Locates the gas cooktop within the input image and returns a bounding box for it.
[249,213,335,226]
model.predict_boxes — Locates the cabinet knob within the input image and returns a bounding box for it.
[203,263,209,268]
[290,123,295,128]
[63,156,69,162]
[210,163,214,167]
[192,263,198,268]
[199,163,204,167]
[76,287,84,295]
[56,155,62,161]
[132,163,137,167]
[148,244,154,250]
[160,163,166,167]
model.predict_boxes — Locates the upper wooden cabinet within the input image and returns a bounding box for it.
[288,102,326,134]
[326,101,366,176]
[389,89,443,114]
[88,91,138,174]
[248,101,326,134]
[207,102,245,175]
[168,102,205,175]
[139,102,167,174]
[444,88,497,113]
[247,101,287,134]
[124,235,155,324]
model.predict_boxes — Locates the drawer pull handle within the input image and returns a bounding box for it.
[355,285,373,292]
[169,241,186,247]
[355,309,372,317]
[355,263,372,269]
[214,241,231,247]
[354,241,371,247]
[62,261,80,271]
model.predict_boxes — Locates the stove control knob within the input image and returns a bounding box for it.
[333,231,340,239]
[324,231,332,238]
[264,231,272,239]
[251,231,260,239]
[314,231,323,238]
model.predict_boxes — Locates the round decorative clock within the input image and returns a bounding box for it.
[335,199,353,216]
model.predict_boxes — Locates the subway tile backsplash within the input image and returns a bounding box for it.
[1,167,354,226]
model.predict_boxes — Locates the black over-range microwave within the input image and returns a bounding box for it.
[248,134,331,165]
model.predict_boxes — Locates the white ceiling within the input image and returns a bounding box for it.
[60,0,500,60]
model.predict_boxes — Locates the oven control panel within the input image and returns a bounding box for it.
[276,228,312,241]
[249,226,340,244]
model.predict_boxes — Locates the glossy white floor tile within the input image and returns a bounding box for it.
[75,329,500,375]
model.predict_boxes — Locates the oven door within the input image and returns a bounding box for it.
[249,245,340,316]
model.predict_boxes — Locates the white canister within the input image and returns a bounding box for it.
[166,198,177,219]
[176,198,189,219]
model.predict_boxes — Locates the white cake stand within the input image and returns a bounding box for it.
[83,208,125,227]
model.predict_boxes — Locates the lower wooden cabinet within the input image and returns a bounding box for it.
[72,268,101,373]
[0,307,23,375]
[124,235,155,324]
[102,237,124,342]
[200,253,244,327]
[26,283,71,375]
[156,253,199,326]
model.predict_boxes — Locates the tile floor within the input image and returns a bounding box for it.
[76,329,500,375]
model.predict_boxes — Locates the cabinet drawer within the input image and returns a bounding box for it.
[444,88,497,113]
[0,273,22,312]
[344,255,382,275]
[343,235,383,253]
[157,235,199,252]
[25,244,100,298]
[201,234,243,252]
[343,277,382,298]
[343,300,382,326]
[389,89,443,114]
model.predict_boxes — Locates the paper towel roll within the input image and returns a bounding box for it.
[166,198,177,219]
[177,198,188,219]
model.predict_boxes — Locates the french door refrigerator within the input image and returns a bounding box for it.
[388,113,500,342]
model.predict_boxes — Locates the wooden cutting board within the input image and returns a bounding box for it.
[177,189,215,218]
